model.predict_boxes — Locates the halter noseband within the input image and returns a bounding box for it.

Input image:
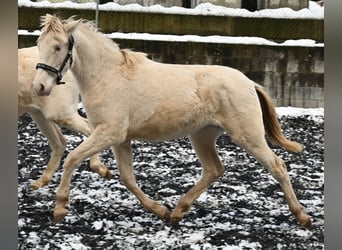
[36,35,74,85]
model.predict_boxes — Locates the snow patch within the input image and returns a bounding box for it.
[18,29,324,47]
[18,0,323,19]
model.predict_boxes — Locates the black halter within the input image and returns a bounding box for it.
[36,35,74,85]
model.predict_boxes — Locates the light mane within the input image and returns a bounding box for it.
[38,15,147,67]
[76,19,121,51]
[120,49,147,68]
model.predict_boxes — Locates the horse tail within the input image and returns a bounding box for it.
[255,84,303,153]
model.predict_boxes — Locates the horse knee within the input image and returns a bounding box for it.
[51,136,67,155]
[63,151,82,170]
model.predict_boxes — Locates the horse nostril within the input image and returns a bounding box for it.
[39,84,45,93]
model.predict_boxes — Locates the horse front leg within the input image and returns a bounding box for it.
[171,127,224,224]
[113,141,170,221]
[29,110,66,189]
[55,115,112,180]
[53,126,114,223]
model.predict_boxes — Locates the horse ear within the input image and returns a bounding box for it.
[63,20,81,34]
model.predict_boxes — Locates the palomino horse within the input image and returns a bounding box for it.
[32,14,312,229]
[18,46,112,189]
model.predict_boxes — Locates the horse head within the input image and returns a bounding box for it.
[32,14,80,96]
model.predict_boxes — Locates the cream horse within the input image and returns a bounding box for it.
[18,46,112,189]
[32,14,312,229]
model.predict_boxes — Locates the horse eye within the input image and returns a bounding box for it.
[55,46,61,52]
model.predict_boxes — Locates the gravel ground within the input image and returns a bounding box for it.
[18,109,324,249]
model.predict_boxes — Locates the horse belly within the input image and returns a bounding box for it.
[129,122,203,141]
[128,104,214,141]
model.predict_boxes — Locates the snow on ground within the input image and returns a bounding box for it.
[18,107,324,249]
[18,0,324,19]
[105,34,323,47]
[18,29,324,47]
[276,107,324,122]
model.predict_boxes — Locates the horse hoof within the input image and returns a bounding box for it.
[104,170,112,180]
[170,216,182,225]
[301,216,313,229]
[162,208,171,222]
[169,211,183,224]
[30,180,45,190]
[54,209,67,224]
[155,205,170,222]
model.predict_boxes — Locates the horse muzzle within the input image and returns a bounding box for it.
[33,82,53,96]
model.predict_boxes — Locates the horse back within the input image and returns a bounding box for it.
[122,61,258,141]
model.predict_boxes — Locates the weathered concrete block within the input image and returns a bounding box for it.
[250,58,264,72]
[286,60,299,73]
[298,73,324,88]
[263,72,273,88]
[258,0,309,10]
[282,75,293,100]
[192,0,241,8]
[265,59,278,72]
[303,99,320,108]
[291,99,305,107]
[312,60,324,74]
[112,0,142,5]
[145,0,183,7]
[112,0,183,7]
[308,86,324,100]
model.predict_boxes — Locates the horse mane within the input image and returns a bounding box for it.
[38,15,102,44]
[120,49,147,68]
[38,14,147,67]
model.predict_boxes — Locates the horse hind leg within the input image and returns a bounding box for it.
[223,118,312,229]
[112,141,170,221]
[170,126,225,224]
[55,115,112,180]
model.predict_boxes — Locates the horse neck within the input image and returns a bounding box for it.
[71,29,123,91]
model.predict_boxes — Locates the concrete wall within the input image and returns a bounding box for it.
[193,0,241,8]
[111,0,183,7]
[18,35,323,108]
[37,0,309,10]
[258,0,308,10]
[18,6,324,43]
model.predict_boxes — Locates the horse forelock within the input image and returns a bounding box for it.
[38,15,67,44]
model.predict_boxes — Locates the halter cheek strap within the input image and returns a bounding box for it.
[36,35,74,85]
